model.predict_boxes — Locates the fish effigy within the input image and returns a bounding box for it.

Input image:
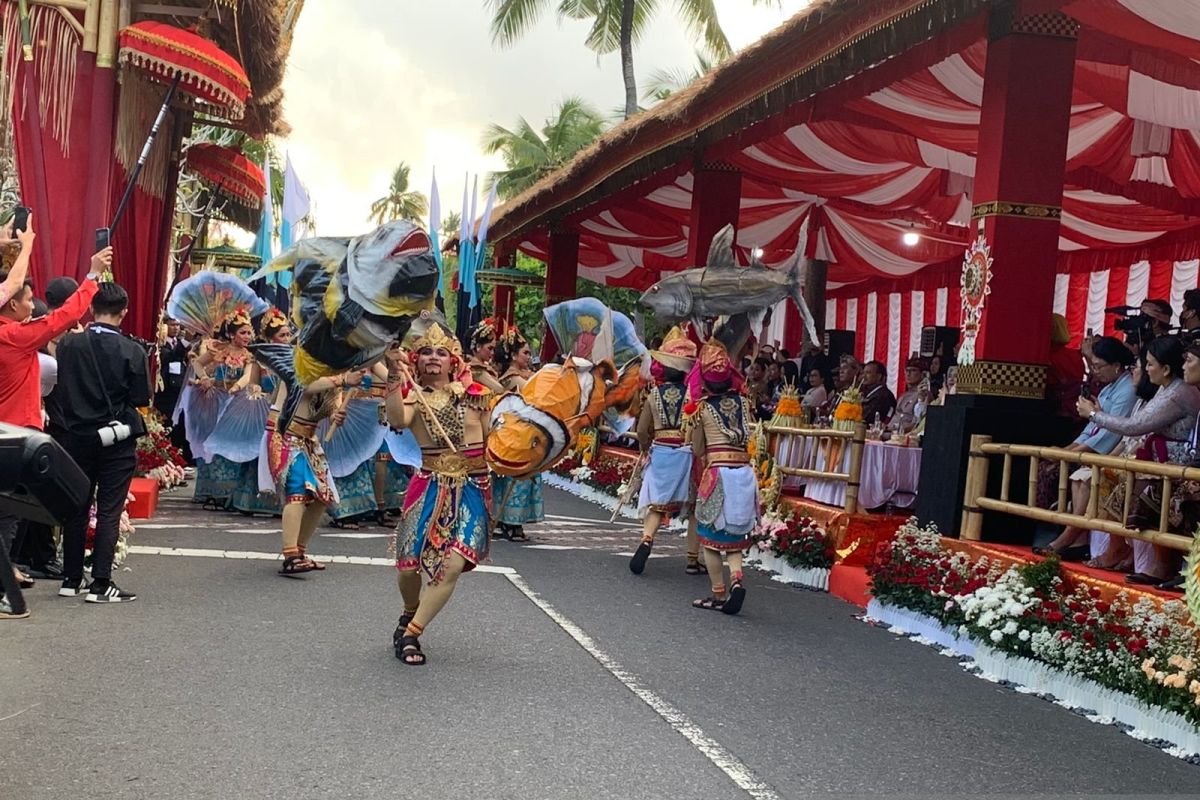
[486,357,642,479]
[639,224,819,345]
[249,220,440,429]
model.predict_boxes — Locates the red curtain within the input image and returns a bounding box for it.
[109,160,178,340]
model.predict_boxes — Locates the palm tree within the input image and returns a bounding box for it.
[368,162,428,225]
[488,0,779,119]
[440,211,462,241]
[483,96,606,199]
[643,51,720,104]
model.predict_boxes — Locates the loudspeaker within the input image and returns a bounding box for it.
[0,423,90,525]
[824,329,856,363]
[920,326,960,359]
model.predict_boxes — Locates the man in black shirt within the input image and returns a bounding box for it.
[155,317,192,462]
[56,283,149,603]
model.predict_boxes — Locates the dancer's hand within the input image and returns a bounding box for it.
[331,407,348,427]
[199,376,214,392]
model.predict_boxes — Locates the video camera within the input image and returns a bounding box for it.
[1107,305,1159,348]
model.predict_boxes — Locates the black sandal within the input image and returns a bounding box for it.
[630,540,653,574]
[685,561,707,575]
[329,519,360,531]
[510,526,529,542]
[692,596,726,611]
[722,581,747,616]
[396,635,426,666]
[278,555,316,577]
[392,613,415,649]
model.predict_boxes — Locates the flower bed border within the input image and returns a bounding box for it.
[867,600,1200,761]
[747,548,831,592]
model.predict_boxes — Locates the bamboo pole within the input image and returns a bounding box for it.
[31,0,88,9]
[1121,470,1134,526]
[83,0,99,51]
[962,434,992,541]
[1086,465,1100,518]
[981,443,1200,482]
[117,0,129,29]
[763,424,856,440]
[1160,478,1172,533]
[961,445,977,536]
[1057,460,1069,512]
[774,466,852,482]
[1028,455,1039,508]
[976,497,1192,551]
[53,6,83,34]
[1000,453,1013,502]
[844,422,866,515]
[96,0,116,69]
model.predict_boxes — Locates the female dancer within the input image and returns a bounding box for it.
[229,308,292,516]
[630,327,697,574]
[322,369,387,528]
[491,325,544,541]
[689,339,759,615]
[191,311,257,507]
[468,318,506,393]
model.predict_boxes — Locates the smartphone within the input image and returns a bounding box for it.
[12,206,30,233]
[94,227,111,253]
[1080,383,1093,401]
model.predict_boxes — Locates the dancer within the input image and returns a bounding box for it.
[266,367,352,575]
[229,308,292,516]
[630,327,697,574]
[386,319,493,666]
[490,325,544,541]
[191,311,258,508]
[689,339,759,615]
[468,317,506,393]
[322,369,387,528]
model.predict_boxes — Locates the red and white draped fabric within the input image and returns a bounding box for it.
[509,3,1200,314]
[823,257,1200,394]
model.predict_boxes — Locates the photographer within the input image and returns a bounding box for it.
[56,282,149,604]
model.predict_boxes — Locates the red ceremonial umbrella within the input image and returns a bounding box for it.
[118,21,251,120]
[186,144,266,209]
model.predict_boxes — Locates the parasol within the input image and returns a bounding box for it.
[186,143,266,208]
[118,21,251,120]
[112,22,251,232]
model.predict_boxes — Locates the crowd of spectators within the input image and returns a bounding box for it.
[0,213,148,618]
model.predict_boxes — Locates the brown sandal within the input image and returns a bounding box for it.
[279,554,316,576]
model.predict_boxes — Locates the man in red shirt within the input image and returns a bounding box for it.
[0,217,110,619]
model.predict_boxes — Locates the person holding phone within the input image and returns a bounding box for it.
[0,208,33,310]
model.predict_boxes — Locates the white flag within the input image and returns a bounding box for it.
[281,155,310,225]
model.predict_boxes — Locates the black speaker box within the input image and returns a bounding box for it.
[0,423,90,525]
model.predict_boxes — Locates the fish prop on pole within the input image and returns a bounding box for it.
[638,224,820,346]
[248,220,440,430]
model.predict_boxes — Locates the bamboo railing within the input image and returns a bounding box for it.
[962,436,1194,551]
[764,422,867,514]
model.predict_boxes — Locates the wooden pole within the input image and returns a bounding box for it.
[1056,461,1069,512]
[976,497,1193,552]
[1000,453,1013,502]
[96,0,116,68]
[1086,465,1100,518]
[1028,455,1039,508]
[962,434,992,541]
[844,422,866,514]
[1121,471,1134,526]
[1159,478,1172,533]
[83,0,100,53]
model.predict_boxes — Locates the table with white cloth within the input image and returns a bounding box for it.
[775,435,922,511]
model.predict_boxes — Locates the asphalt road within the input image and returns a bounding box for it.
[2,486,1198,799]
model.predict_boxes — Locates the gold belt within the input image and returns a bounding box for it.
[654,430,684,445]
[286,419,318,439]
[423,451,486,478]
[706,448,749,467]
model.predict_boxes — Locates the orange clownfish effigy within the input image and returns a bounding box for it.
[486,357,642,479]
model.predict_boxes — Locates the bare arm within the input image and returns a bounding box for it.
[0,219,33,305]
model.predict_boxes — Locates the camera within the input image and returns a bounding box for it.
[97,421,132,448]
[1111,311,1156,348]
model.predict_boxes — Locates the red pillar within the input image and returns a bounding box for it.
[957,4,1077,396]
[540,228,579,362]
[686,165,742,266]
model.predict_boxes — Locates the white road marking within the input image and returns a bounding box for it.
[521,544,587,551]
[543,513,640,528]
[125,546,515,574]
[504,572,782,800]
[321,532,390,539]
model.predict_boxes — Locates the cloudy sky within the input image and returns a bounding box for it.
[278,0,813,235]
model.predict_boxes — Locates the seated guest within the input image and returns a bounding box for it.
[1033,336,1138,557]
[1149,341,1200,590]
[802,367,828,411]
[1181,290,1200,335]
[1076,336,1200,583]
[860,360,896,426]
[823,355,861,417]
[889,356,929,433]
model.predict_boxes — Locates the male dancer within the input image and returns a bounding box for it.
[386,320,493,666]
[268,370,353,575]
[630,327,697,574]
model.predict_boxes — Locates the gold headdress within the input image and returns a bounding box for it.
[471,317,503,352]
[259,307,289,337]
[222,307,252,331]
[405,314,463,360]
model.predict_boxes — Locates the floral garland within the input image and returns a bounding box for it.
[869,519,1200,730]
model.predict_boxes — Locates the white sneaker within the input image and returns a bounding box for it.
[59,579,88,597]
[85,583,137,604]
[0,596,30,619]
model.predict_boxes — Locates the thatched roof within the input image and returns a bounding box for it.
[488,0,987,244]
[137,0,305,136]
